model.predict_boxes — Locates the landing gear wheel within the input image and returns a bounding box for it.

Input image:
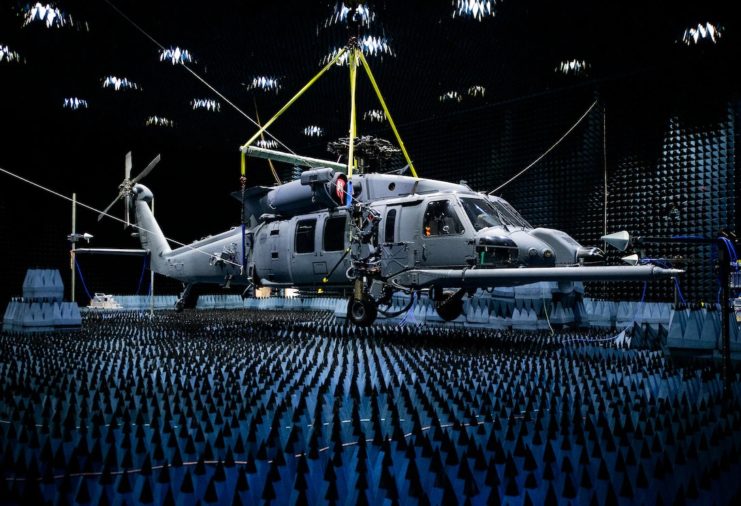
[347,297,378,326]
[241,284,254,300]
[175,283,196,312]
[435,291,464,321]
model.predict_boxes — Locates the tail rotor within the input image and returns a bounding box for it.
[98,151,161,227]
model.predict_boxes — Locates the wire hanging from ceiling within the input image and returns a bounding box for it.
[101,0,317,183]
[0,166,243,269]
[489,99,598,194]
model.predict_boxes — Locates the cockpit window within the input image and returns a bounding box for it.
[490,198,531,228]
[423,200,464,236]
[460,198,503,231]
[460,197,531,230]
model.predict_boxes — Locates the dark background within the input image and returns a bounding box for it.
[0,0,738,311]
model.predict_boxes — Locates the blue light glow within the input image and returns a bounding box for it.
[467,85,486,97]
[303,125,325,137]
[191,98,221,112]
[22,2,87,30]
[682,22,723,45]
[324,2,375,28]
[363,109,386,122]
[63,97,88,110]
[244,76,281,93]
[322,35,395,66]
[159,47,194,65]
[102,76,140,91]
[146,116,174,127]
[0,45,23,63]
[439,90,462,103]
[555,59,589,76]
[452,0,497,21]
[255,139,279,149]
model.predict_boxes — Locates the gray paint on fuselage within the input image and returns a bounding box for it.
[162,228,243,284]
[251,209,351,287]
[133,173,604,291]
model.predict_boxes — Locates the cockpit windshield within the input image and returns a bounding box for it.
[489,198,531,228]
[460,198,502,230]
[460,197,531,231]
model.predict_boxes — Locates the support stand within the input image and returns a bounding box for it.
[71,192,76,303]
[634,234,738,397]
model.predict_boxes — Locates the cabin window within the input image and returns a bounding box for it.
[384,209,397,243]
[295,219,316,253]
[423,200,464,236]
[323,215,346,251]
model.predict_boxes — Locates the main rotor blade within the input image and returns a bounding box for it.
[131,154,160,184]
[97,195,120,222]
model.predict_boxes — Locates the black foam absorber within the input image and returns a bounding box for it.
[1,309,741,504]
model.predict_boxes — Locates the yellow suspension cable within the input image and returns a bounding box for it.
[347,47,358,180]
[240,46,348,152]
[357,50,418,179]
[254,99,282,184]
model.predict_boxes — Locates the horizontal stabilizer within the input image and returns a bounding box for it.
[75,248,149,257]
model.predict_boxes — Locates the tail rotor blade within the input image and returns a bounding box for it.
[125,151,132,181]
[98,151,154,225]
[132,154,160,184]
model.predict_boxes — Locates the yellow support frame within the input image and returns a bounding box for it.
[357,51,418,179]
[239,43,419,182]
[240,46,348,176]
[347,47,358,180]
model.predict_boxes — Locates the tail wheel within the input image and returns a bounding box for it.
[435,289,464,321]
[347,297,378,326]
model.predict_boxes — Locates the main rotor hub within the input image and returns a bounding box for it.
[328,136,400,170]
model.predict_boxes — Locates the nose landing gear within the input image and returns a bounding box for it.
[433,287,465,321]
[347,296,378,326]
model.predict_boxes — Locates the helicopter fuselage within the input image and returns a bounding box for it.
[130,171,679,322]
[146,173,601,288]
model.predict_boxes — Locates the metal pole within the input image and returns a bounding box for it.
[718,239,731,397]
[150,197,155,317]
[602,104,608,242]
[601,103,608,298]
[71,192,76,303]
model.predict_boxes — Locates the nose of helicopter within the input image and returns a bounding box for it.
[475,230,556,267]
[506,229,557,266]
[475,228,606,267]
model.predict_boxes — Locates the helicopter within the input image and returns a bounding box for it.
[83,38,681,325]
[85,139,681,326]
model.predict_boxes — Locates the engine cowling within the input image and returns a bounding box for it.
[261,168,347,217]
